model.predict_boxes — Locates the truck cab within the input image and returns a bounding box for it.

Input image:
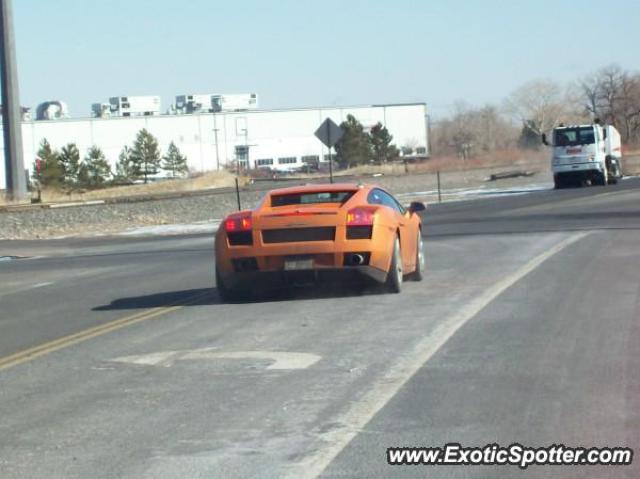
[544,123,623,188]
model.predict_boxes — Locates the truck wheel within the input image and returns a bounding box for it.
[596,171,607,186]
[384,237,403,293]
[554,175,564,189]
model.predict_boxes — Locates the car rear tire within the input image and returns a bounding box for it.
[216,267,249,302]
[408,229,424,281]
[384,237,403,293]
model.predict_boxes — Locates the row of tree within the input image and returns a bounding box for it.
[33,129,188,189]
[431,64,640,158]
[334,115,400,168]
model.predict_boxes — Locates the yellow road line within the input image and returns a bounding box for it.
[0,291,210,372]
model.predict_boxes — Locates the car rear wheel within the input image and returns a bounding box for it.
[215,267,249,302]
[408,230,424,281]
[384,237,403,293]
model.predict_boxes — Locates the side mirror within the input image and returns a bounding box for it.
[408,201,426,214]
[541,133,549,146]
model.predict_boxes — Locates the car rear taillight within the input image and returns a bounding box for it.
[346,208,374,239]
[346,208,373,226]
[225,213,252,232]
[225,213,253,246]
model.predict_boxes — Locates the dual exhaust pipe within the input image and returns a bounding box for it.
[344,252,369,266]
[351,253,365,265]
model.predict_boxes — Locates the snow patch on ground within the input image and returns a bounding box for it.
[396,183,552,201]
[119,220,221,237]
[455,183,551,197]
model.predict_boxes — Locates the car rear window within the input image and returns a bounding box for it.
[270,191,355,207]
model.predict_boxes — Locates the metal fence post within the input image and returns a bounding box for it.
[235,177,242,210]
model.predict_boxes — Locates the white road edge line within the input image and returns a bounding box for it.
[287,231,592,479]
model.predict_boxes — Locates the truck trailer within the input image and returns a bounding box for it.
[543,122,623,188]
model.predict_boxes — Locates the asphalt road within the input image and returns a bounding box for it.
[1,178,639,478]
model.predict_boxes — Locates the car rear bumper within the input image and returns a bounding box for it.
[219,265,388,289]
[216,225,397,278]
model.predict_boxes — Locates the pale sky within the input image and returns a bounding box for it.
[12,0,640,119]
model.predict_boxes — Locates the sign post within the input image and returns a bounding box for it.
[314,118,344,184]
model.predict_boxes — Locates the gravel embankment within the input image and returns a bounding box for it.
[0,167,551,240]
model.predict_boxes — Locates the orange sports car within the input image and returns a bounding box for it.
[214,183,426,301]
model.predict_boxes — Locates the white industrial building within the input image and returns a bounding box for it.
[1,103,428,186]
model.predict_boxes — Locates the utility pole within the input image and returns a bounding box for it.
[0,0,27,201]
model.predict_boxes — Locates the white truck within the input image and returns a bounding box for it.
[543,122,623,188]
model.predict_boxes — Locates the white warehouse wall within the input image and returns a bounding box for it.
[1,103,427,182]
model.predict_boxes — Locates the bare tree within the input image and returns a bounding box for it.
[581,65,640,143]
[619,75,640,143]
[431,102,518,158]
[582,65,624,124]
[504,79,570,136]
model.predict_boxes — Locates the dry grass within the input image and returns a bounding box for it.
[1,170,243,205]
[622,154,640,175]
[341,149,549,177]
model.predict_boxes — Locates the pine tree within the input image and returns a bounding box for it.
[33,139,63,188]
[79,146,111,188]
[334,115,372,168]
[130,128,161,183]
[370,122,399,164]
[58,143,81,186]
[161,141,188,178]
[114,146,138,182]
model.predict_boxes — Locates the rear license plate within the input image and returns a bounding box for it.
[284,257,314,270]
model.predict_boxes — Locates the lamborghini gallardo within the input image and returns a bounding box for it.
[214,183,425,301]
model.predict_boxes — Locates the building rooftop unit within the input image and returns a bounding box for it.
[175,93,259,114]
[0,105,32,121]
[108,95,161,117]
